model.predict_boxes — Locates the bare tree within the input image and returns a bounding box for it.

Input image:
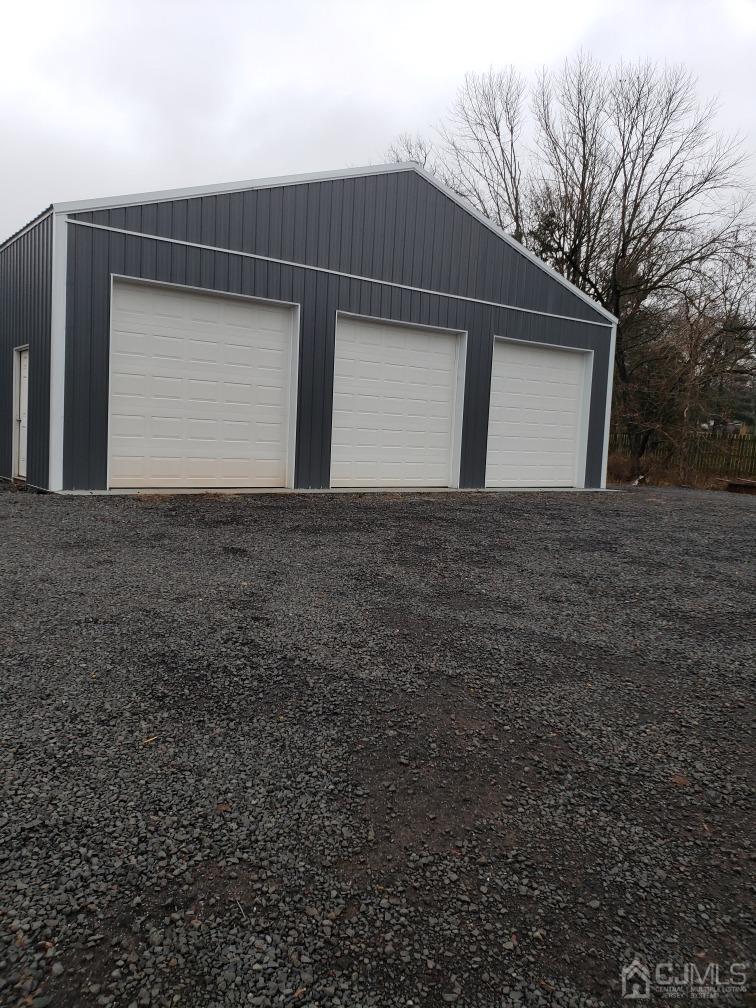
[440,69,528,241]
[388,56,755,461]
[655,236,756,474]
[387,132,435,170]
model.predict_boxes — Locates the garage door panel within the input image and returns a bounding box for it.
[111,355,148,375]
[492,373,580,392]
[334,442,451,460]
[333,422,452,446]
[148,376,183,398]
[177,439,274,460]
[333,409,452,430]
[110,413,147,438]
[510,346,581,367]
[489,409,580,429]
[498,364,581,385]
[221,419,253,441]
[337,326,451,350]
[489,474,576,489]
[333,372,453,398]
[109,281,294,488]
[150,416,184,438]
[495,359,582,380]
[334,389,453,413]
[488,447,578,465]
[486,340,588,489]
[493,377,581,398]
[152,342,184,361]
[332,404,453,426]
[221,381,255,404]
[110,458,146,481]
[488,433,576,453]
[110,372,151,397]
[114,455,287,488]
[331,317,460,488]
[490,398,579,414]
[487,463,577,484]
[114,319,187,342]
[332,426,452,450]
[335,346,454,370]
[183,380,221,402]
[334,353,454,376]
[331,461,451,487]
[223,343,286,368]
[249,384,288,404]
[186,340,219,363]
[182,418,220,440]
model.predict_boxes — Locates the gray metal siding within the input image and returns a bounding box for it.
[0,214,53,488]
[73,171,605,324]
[61,167,612,491]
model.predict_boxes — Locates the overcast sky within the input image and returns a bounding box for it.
[1,0,754,238]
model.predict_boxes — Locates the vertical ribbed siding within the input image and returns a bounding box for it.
[72,171,605,324]
[63,229,611,491]
[0,213,53,488]
[62,167,612,491]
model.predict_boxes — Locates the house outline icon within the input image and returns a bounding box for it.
[622,958,651,1000]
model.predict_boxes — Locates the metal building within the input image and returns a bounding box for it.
[0,163,616,493]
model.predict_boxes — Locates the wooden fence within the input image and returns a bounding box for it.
[610,431,756,479]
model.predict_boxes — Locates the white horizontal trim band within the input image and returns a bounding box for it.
[66,218,611,330]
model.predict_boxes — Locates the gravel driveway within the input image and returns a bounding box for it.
[1,486,753,1008]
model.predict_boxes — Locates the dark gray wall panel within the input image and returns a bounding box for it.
[73,170,606,325]
[63,228,612,491]
[0,213,53,488]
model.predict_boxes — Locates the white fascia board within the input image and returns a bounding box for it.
[51,159,614,326]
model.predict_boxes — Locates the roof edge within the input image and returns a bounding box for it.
[51,163,412,215]
[49,160,614,325]
[0,206,53,254]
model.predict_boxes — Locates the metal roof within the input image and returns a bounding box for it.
[0,205,53,253]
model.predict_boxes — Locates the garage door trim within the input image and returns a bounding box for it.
[333,311,467,488]
[489,335,594,489]
[106,274,301,490]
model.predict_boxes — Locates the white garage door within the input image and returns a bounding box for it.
[486,339,589,488]
[109,280,296,488]
[331,317,462,487]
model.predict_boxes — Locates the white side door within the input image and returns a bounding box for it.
[15,348,29,480]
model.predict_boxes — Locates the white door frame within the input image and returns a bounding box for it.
[106,275,301,490]
[333,310,468,488]
[489,335,594,489]
[12,345,29,481]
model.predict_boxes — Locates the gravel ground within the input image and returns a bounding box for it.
[1,484,753,1008]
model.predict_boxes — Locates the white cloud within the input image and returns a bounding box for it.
[0,0,753,237]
